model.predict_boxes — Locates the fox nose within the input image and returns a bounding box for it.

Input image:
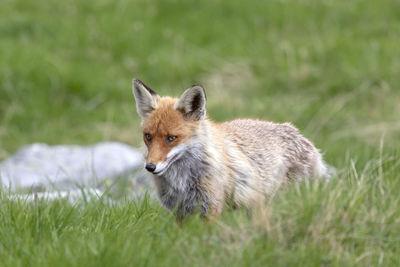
[145,163,156,173]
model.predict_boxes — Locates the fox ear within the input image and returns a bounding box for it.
[174,84,206,120]
[132,78,159,119]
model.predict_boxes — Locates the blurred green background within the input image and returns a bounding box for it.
[1,1,400,266]
[1,0,399,167]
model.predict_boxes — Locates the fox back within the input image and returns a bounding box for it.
[132,79,329,220]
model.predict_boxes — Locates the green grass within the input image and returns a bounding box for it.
[1,0,400,265]
[1,155,399,266]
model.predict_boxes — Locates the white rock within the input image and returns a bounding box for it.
[0,142,144,191]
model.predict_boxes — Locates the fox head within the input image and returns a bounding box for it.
[132,78,206,175]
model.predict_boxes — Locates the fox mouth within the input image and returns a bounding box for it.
[153,153,181,176]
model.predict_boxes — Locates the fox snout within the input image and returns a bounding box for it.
[145,163,156,173]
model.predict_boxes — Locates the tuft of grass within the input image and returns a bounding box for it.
[1,154,399,266]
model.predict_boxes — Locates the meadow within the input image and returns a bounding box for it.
[0,0,400,266]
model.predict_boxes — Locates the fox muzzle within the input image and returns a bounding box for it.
[145,163,156,173]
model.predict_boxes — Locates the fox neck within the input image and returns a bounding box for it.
[158,139,206,192]
[154,121,210,214]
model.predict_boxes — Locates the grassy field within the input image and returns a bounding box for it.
[1,0,400,266]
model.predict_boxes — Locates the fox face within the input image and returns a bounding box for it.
[132,79,206,176]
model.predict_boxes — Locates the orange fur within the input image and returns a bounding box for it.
[142,97,197,164]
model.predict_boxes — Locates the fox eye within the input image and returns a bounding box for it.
[166,136,177,143]
[144,133,152,142]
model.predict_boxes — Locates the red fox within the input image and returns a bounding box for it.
[132,78,329,220]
